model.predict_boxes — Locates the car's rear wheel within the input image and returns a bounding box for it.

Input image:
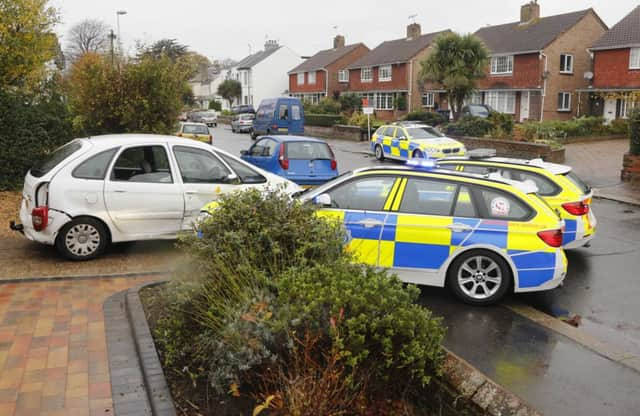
[56,217,109,261]
[412,149,424,159]
[447,249,511,305]
[374,144,385,161]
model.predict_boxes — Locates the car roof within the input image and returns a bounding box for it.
[181,122,208,126]
[263,135,326,143]
[77,134,213,150]
[384,123,433,129]
[440,156,571,175]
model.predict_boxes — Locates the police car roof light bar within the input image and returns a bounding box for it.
[406,159,436,170]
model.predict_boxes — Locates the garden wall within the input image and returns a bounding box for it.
[304,124,364,141]
[451,135,565,163]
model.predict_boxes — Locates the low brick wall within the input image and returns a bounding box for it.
[451,135,565,163]
[621,153,640,187]
[304,124,363,141]
[217,115,234,125]
[558,134,627,144]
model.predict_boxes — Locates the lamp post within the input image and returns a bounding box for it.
[116,10,127,55]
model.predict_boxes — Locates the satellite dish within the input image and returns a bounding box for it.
[584,71,594,80]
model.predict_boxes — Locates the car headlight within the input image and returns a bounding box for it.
[425,148,438,153]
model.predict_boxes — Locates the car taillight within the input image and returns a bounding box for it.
[209,135,213,141]
[562,201,589,216]
[278,143,289,170]
[32,206,49,231]
[328,145,337,170]
[272,124,278,129]
[177,133,182,137]
[537,229,563,248]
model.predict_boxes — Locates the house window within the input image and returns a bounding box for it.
[422,93,435,108]
[308,71,316,84]
[558,92,571,112]
[375,92,395,110]
[338,70,349,83]
[630,48,640,70]
[361,67,373,82]
[490,55,513,75]
[560,54,573,73]
[485,91,515,114]
[297,72,304,85]
[379,65,392,81]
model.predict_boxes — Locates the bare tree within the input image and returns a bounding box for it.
[67,19,109,58]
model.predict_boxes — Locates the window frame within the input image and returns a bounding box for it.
[422,92,435,108]
[484,91,516,114]
[630,48,640,70]
[297,72,304,85]
[397,177,460,217]
[490,55,514,75]
[361,67,373,82]
[172,145,232,184]
[110,145,174,184]
[560,53,574,74]
[378,64,392,82]
[324,175,398,211]
[307,71,316,84]
[72,147,119,180]
[338,69,349,83]
[557,92,571,112]
[474,185,534,222]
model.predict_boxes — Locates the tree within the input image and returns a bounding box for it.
[139,38,188,61]
[419,32,489,120]
[209,100,222,111]
[0,0,59,92]
[66,19,109,59]
[217,79,241,109]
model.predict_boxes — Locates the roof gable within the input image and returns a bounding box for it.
[592,6,640,50]
[288,43,366,73]
[474,9,592,55]
[347,29,451,69]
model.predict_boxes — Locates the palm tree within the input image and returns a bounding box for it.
[217,79,242,110]
[419,33,489,120]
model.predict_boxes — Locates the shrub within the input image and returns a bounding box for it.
[630,107,640,155]
[394,95,407,111]
[608,118,629,136]
[487,111,514,138]
[443,115,493,137]
[522,116,608,142]
[404,111,447,126]
[208,100,222,111]
[339,93,362,114]
[347,112,384,130]
[304,97,342,115]
[305,113,346,127]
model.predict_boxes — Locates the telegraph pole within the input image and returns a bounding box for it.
[108,30,116,67]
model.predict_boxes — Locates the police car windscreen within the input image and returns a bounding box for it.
[287,142,332,160]
[407,127,443,139]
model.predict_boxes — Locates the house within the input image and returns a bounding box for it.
[231,40,302,108]
[582,5,640,122]
[189,67,223,110]
[473,2,607,122]
[288,35,369,103]
[343,24,452,120]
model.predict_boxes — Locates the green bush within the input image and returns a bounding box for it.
[347,112,384,130]
[608,118,629,136]
[522,116,608,141]
[444,115,493,137]
[304,97,342,115]
[208,100,222,111]
[339,93,362,114]
[394,95,407,111]
[305,113,346,127]
[630,107,640,155]
[487,111,514,138]
[404,111,447,126]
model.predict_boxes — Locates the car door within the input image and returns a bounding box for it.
[104,144,184,237]
[318,175,399,266]
[245,138,279,170]
[276,102,290,133]
[170,145,237,230]
[385,127,400,158]
[289,101,304,134]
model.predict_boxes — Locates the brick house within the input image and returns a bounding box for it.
[581,5,640,122]
[343,24,451,121]
[473,2,607,122]
[288,36,369,103]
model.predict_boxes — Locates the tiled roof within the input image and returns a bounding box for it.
[288,43,366,73]
[236,47,281,69]
[474,9,592,54]
[592,6,640,50]
[346,30,451,69]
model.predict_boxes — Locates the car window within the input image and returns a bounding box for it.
[406,127,444,139]
[286,142,332,160]
[217,152,266,184]
[111,146,173,183]
[279,104,289,120]
[31,141,83,177]
[240,114,255,121]
[563,171,590,194]
[250,138,278,157]
[291,105,301,120]
[73,148,118,180]
[501,169,560,196]
[453,186,477,217]
[257,101,275,120]
[326,176,396,210]
[383,126,396,138]
[173,146,231,183]
[183,124,209,135]
[399,178,457,216]
[469,105,490,117]
[479,188,532,221]
[374,126,385,136]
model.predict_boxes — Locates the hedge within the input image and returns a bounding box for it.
[305,113,346,127]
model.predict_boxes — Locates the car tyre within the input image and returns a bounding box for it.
[447,249,511,305]
[412,149,424,159]
[374,144,385,161]
[55,217,109,261]
[250,132,258,140]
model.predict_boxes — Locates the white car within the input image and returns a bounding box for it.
[13,134,301,260]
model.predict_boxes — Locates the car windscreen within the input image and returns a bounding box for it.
[240,114,255,120]
[469,106,490,117]
[563,171,591,194]
[286,142,332,160]
[183,124,209,134]
[406,127,443,139]
[256,102,275,119]
[30,141,83,177]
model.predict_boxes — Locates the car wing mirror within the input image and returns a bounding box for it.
[313,193,332,207]
[240,150,248,156]
[224,173,240,184]
[397,136,406,140]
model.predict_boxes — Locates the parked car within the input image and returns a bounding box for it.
[240,136,338,186]
[371,123,466,160]
[299,163,567,305]
[231,113,255,133]
[461,104,493,118]
[176,122,212,144]
[231,105,256,114]
[198,110,218,127]
[436,149,596,249]
[12,135,301,260]
[251,97,304,140]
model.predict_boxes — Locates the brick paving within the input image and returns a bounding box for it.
[0,276,156,416]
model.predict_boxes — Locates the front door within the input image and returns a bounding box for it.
[603,99,616,124]
[520,91,530,122]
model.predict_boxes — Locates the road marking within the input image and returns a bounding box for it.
[505,301,640,374]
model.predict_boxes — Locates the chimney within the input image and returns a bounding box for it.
[264,39,279,51]
[407,23,421,39]
[333,35,345,49]
[520,1,540,24]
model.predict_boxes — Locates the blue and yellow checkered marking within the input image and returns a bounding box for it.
[562,218,577,245]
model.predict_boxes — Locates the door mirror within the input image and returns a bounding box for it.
[313,193,332,207]
[240,150,248,156]
[397,136,406,140]
[224,173,239,184]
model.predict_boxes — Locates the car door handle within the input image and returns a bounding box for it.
[113,189,127,193]
[184,190,198,195]
[357,219,384,228]
[447,223,473,232]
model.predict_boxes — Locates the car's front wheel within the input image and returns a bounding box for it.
[412,149,424,159]
[56,217,109,261]
[374,144,385,161]
[447,249,511,305]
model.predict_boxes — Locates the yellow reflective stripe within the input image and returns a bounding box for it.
[391,178,407,211]
[383,179,402,210]
[457,165,464,171]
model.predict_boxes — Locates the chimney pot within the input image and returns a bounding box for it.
[520,1,540,24]
[407,23,421,39]
[333,35,345,49]
[264,39,279,51]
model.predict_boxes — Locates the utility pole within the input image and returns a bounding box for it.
[108,30,116,67]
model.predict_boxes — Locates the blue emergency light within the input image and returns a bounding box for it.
[406,159,436,170]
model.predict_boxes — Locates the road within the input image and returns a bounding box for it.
[212,125,640,415]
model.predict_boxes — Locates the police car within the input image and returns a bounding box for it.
[436,149,596,249]
[371,123,465,161]
[300,161,567,305]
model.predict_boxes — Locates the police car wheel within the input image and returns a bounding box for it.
[55,217,109,261]
[412,149,424,159]
[375,145,385,161]
[447,250,510,305]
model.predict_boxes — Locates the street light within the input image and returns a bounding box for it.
[116,10,127,55]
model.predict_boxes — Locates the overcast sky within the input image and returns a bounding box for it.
[51,0,639,61]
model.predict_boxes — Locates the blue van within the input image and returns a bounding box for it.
[250,97,304,140]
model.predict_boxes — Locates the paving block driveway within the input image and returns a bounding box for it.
[0,275,156,416]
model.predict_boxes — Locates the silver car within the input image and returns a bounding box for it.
[231,113,255,133]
